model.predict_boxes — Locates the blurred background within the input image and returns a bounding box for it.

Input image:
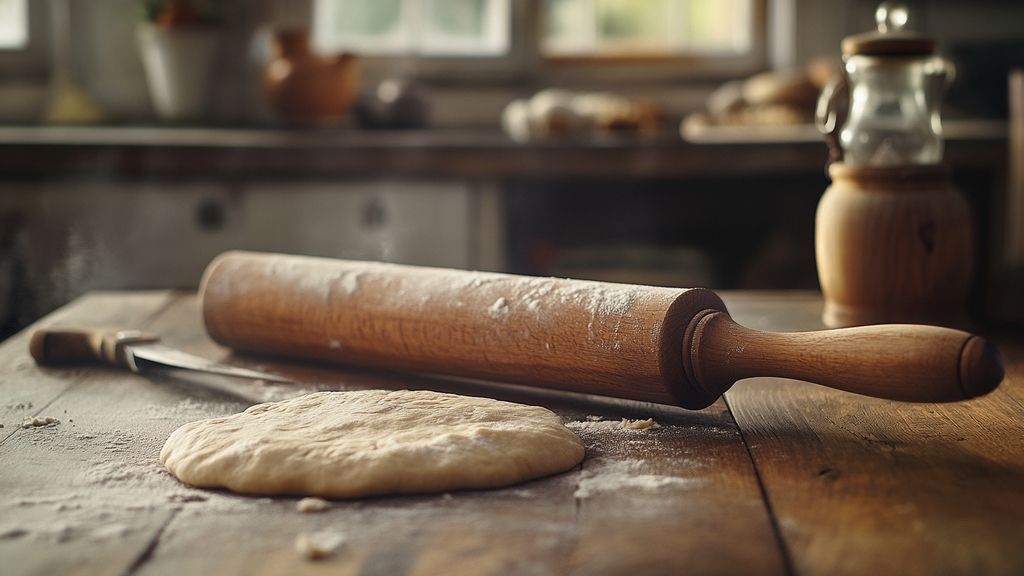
[0,0,1022,337]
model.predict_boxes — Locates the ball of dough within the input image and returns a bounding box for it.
[160,390,585,498]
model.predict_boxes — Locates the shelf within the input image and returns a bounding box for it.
[0,124,1007,180]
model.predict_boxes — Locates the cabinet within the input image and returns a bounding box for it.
[0,180,473,330]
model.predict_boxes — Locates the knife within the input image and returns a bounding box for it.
[29,326,291,383]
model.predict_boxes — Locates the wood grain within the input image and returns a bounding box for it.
[150,295,785,576]
[200,251,728,407]
[815,163,973,327]
[0,292,786,576]
[4,290,1021,575]
[0,291,177,439]
[0,292,185,575]
[722,293,1024,576]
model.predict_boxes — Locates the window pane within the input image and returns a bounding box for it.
[313,0,407,54]
[426,0,486,37]
[332,0,402,36]
[314,0,509,56]
[596,0,672,51]
[420,0,509,56]
[0,0,28,50]
[543,0,754,57]
[543,0,592,55]
[688,0,749,53]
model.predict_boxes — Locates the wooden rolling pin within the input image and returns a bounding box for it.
[200,251,1004,409]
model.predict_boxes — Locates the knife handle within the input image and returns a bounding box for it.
[683,311,1004,405]
[29,327,160,368]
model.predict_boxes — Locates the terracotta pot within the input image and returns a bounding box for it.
[815,162,973,327]
[263,29,359,126]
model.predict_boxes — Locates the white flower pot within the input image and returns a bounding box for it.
[137,23,221,122]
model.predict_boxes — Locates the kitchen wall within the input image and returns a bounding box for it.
[0,177,476,331]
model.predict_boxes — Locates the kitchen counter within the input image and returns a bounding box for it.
[1,291,1021,575]
[0,123,1006,180]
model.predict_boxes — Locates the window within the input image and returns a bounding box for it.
[311,0,763,78]
[313,0,510,56]
[543,0,752,57]
[0,0,28,50]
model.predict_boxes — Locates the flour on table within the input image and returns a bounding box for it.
[296,497,331,513]
[295,531,346,560]
[574,459,699,499]
[160,390,584,498]
[566,418,660,433]
[620,418,659,430]
[21,416,60,428]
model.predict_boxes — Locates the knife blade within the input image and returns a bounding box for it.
[29,326,291,383]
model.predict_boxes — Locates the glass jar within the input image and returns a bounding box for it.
[819,2,953,166]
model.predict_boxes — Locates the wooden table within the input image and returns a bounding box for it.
[1,291,1021,575]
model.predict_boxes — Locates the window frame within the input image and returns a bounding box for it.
[319,0,768,85]
[0,0,50,81]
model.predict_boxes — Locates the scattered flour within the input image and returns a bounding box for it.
[141,398,241,422]
[574,460,698,499]
[296,497,331,513]
[566,419,660,433]
[295,531,346,560]
[620,418,659,430]
[339,271,361,296]
[21,416,60,429]
[487,297,510,318]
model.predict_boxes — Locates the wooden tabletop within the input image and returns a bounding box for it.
[1,291,1021,575]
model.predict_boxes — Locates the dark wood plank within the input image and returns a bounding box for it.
[721,294,1024,576]
[0,291,190,576]
[128,295,785,576]
[0,291,178,442]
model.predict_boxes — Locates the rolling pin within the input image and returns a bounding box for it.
[200,251,1004,409]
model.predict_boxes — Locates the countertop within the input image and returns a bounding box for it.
[0,291,1021,575]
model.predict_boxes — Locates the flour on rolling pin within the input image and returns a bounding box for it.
[204,252,663,351]
[200,251,728,406]
[250,256,643,346]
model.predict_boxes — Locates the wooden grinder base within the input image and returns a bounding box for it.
[816,163,973,328]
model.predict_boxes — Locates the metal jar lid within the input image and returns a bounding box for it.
[841,2,935,57]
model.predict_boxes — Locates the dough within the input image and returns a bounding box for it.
[295,497,330,513]
[160,390,584,498]
[295,531,345,560]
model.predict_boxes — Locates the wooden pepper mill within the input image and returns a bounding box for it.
[816,164,972,326]
[815,2,970,327]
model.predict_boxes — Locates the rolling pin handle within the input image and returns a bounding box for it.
[958,336,1004,399]
[683,311,1004,404]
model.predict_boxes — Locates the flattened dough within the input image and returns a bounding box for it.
[160,390,584,498]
